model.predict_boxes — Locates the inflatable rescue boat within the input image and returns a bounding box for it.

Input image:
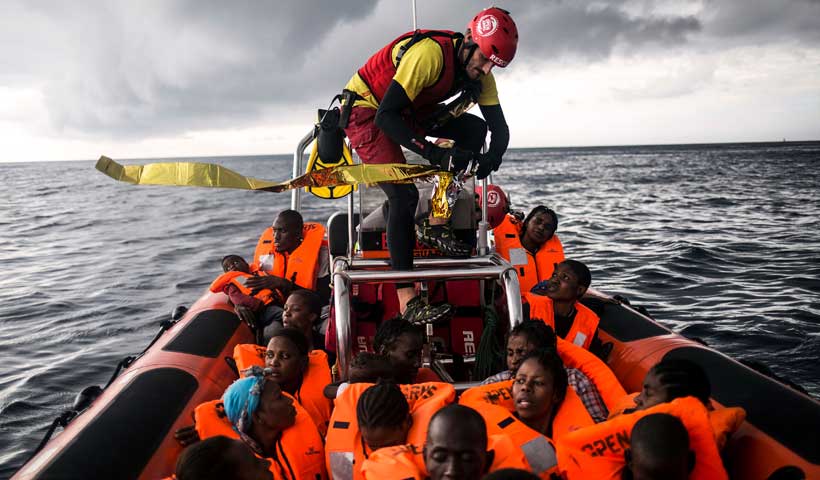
[14,135,820,480]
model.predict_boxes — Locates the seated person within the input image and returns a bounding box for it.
[633,358,711,412]
[373,316,440,383]
[246,209,331,309]
[361,405,536,480]
[481,321,612,423]
[325,380,455,480]
[461,350,576,476]
[614,358,744,451]
[494,205,564,294]
[174,436,273,480]
[557,396,727,480]
[262,327,332,436]
[324,352,395,399]
[525,259,600,350]
[624,413,694,480]
[357,382,413,452]
[510,349,569,439]
[282,289,335,366]
[191,372,327,480]
[211,254,281,328]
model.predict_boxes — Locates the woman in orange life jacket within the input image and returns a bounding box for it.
[282,289,335,367]
[613,358,744,453]
[481,320,610,423]
[264,327,333,435]
[623,413,695,480]
[494,206,565,294]
[373,316,440,384]
[221,372,301,477]
[613,358,712,416]
[511,349,569,440]
[357,382,414,454]
[175,435,273,480]
[526,259,602,352]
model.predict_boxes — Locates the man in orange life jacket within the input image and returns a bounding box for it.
[624,413,695,480]
[525,260,602,352]
[361,404,498,480]
[245,210,331,327]
[342,7,518,324]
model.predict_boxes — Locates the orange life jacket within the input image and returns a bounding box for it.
[193,398,328,480]
[459,380,593,477]
[524,292,599,350]
[557,396,728,480]
[252,222,326,290]
[556,337,626,413]
[233,343,333,437]
[359,434,531,480]
[608,393,746,450]
[209,270,279,305]
[494,214,565,294]
[325,382,455,480]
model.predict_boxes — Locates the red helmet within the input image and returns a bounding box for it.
[475,184,509,229]
[468,7,518,68]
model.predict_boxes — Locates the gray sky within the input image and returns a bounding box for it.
[1,0,818,162]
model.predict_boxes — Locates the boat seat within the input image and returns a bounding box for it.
[327,212,360,258]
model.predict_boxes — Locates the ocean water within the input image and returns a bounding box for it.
[1,142,819,474]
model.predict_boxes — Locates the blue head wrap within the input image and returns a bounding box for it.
[222,370,267,434]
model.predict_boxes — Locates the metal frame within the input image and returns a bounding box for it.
[290,123,523,388]
[332,254,523,382]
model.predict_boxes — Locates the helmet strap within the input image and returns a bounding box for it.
[457,39,479,69]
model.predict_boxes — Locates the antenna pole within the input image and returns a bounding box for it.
[412,0,418,30]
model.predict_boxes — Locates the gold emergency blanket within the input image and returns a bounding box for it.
[95,156,456,217]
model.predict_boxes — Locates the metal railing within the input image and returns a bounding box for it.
[333,253,523,381]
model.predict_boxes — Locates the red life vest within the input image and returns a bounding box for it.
[357,30,461,109]
[494,214,565,294]
[193,398,328,480]
[524,292,599,350]
[209,270,278,305]
[232,343,333,437]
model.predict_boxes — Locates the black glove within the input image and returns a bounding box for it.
[427,145,474,173]
[491,152,503,172]
[475,152,501,179]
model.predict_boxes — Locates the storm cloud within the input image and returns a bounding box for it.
[1,0,818,143]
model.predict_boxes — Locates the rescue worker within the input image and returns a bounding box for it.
[525,260,600,351]
[246,210,330,327]
[494,206,564,294]
[342,7,518,324]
